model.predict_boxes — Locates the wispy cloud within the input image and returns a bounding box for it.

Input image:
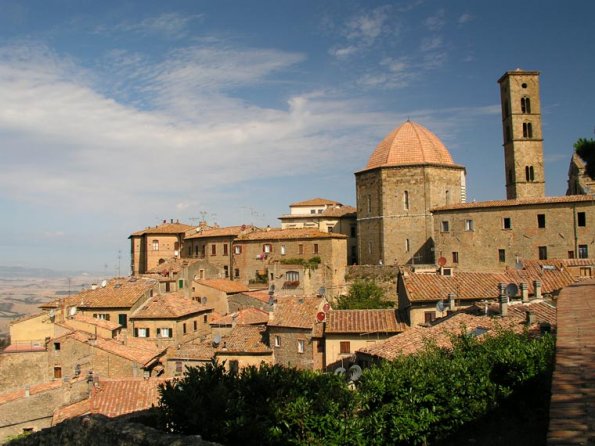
[458,13,473,25]
[424,9,446,32]
[112,12,203,39]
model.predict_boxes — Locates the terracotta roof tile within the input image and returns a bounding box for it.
[0,380,63,406]
[184,224,259,240]
[290,198,342,207]
[58,314,121,332]
[237,228,347,241]
[268,296,324,329]
[280,205,357,220]
[41,277,157,310]
[145,258,200,275]
[432,194,594,212]
[210,308,269,326]
[239,290,271,303]
[130,222,193,237]
[363,121,459,171]
[325,309,408,334]
[359,301,555,361]
[131,293,212,319]
[195,279,249,294]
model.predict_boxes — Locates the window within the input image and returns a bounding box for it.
[280,245,286,255]
[203,315,208,323]
[223,244,228,256]
[367,195,371,214]
[194,245,199,257]
[234,245,242,254]
[465,219,474,231]
[175,361,183,374]
[523,122,533,138]
[441,221,450,232]
[298,244,304,255]
[54,366,62,379]
[201,245,206,257]
[403,190,409,210]
[193,320,197,331]
[178,279,184,289]
[313,243,319,254]
[263,244,272,253]
[340,341,351,354]
[498,249,506,263]
[577,212,586,227]
[183,323,187,334]
[405,238,410,252]
[286,271,299,282]
[54,342,61,351]
[424,312,436,324]
[568,250,575,259]
[118,314,127,328]
[229,360,239,374]
[211,244,216,256]
[297,340,305,354]
[578,245,589,259]
[310,209,316,214]
[452,252,459,264]
[157,328,172,338]
[317,209,323,214]
[152,240,159,251]
[135,328,149,338]
[525,165,535,182]
[503,217,512,229]
[274,336,281,347]
[521,97,531,114]
[538,246,548,260]
[224,266,229,278]
[93,313,110,321]
[537,214,546,228]
[234,268,240,278]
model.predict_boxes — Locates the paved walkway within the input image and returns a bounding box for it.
[548,278,595,445]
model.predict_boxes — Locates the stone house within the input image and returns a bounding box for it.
[233,228,347,297]
[432,195,595,272]
[129,292,213,347]
[129,220,193,275]
[267,296,326,370]
[324,309,408,370]
[227,290,271,312]
[210,307,269,338]
[279,198,358,264]
[192,279,250,315]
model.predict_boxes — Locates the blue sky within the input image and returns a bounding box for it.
[0,0,593,273]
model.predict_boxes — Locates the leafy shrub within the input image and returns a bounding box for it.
[336,279,393,309]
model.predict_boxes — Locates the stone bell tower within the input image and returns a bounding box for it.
[498,70,545,199]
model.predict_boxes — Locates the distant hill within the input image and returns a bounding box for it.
[0,266,104,279]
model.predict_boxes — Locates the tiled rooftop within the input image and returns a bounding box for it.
[210,307,269,326]
[359,301,556,361]
[363,120,459,171]
[184,224,258,240]
[0,379,64,406]
[145,258,199,275]
[280,205,357,219]
[268,296,324,329]
[238,290,271,303]
[131,292,212,319]
[41,277,157,310]
[59,313,121,331]
[432,194,594,212]
[325,309,407,334]
[195,279,249,294]
[290,198,342,207]
[130,221,193,237]
[237,228,347,241]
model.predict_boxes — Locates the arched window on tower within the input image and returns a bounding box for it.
[521,97,531,114]
[403,190,409,210]
[525,166,535,182]
[522,122,533,138]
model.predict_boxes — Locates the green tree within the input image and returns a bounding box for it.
[574,137,595,179]
[336,279,393,309]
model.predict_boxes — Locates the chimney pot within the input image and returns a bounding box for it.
[520,282,529,303]
[534,280,542,299]
[526,311,536,325]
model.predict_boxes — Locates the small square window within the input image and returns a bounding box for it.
[194,320,198,331]
[340,341,350,354]
[568,250,575,259]
[297,340,305,353]
[538,246,547,260]
[577,212,586,227]
[175,361,183,374]
[234,245,242,255]
[263,244,272,253]
[211,244,217,256]
[313,243,319,254]
[465,219,474,231]
[498,249,506,263]
[234,268,240,278]
[537,214,546,228]
[274,336,281,347]
[280,245,286,255]
[441,221,450,232]
[578,245,589,259]
[503,217,512,229]
[223,244,229,256]
[452,252,459,264]
[298,244,304,255]
[54,342,61,351]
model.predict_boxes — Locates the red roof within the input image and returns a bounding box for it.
[325,309,407,334]
[268,296,324,329]
[432,194,594,212]
[210,307,269,326]
[130,222,193,237]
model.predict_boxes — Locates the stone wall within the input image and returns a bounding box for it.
[0,351,48,392]
[269,326,316,370]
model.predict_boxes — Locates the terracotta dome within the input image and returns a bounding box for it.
[365,120,455,170]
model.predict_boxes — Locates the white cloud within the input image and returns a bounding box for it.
[420,36,443,52]
[424,9,446,32]
[458,13,473,25]
[113,12,203,39]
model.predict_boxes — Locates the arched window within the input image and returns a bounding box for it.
[521,97,531,114]
[403,190,409,210]
[525,166,535,182]
[522,122,533,138]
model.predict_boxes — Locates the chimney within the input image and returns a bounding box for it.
[526,311,536,325]
[448,293,456,312]
[534,280,542,299]
[91,283,97,290]
[498,282,508,317]
[520,282,529,303]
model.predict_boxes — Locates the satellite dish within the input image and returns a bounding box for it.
[69,306,77,316]
[348,364,362,382]
[436,300,446,313]
[506,283,519,297]
[334,367,346,375]
[101,280,107,288]
[322,303,331,313]
[213,334,221,346]
[437,257,447,267]
[200,296,208,305]
[316,311,326,322]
